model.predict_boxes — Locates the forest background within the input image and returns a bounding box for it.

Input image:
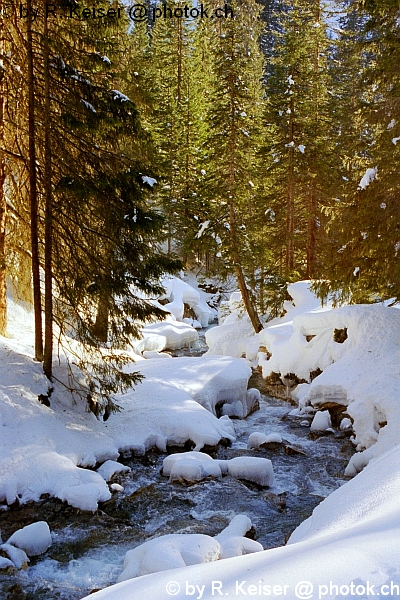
[0,0,399,409]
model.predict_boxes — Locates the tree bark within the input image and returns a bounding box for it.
[43,3,53,379]
[27,0,44,361]
[227,32,262,334]
[306,179,317,279]
[0,63,6,336]
[93,295,109,343]
[306,1,320,280]
[286,94,295,274]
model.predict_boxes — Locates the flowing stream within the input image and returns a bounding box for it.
[0,332,354,600]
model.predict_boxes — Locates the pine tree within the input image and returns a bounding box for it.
[261,0,336,281]
[204,0,265,331]
[315,0,400,303]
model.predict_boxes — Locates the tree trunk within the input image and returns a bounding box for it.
[306,179,317,279]
[286,94,295,274]
[43,4,53,379]
[0,12,7,336]
[227,35,262,334]
[306,2,320,280]
[27,0,44,361]
[93,295,109,343]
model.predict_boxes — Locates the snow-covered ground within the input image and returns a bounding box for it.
[0,295,252,512]
[207,281,400,474]
[2,277,400,600]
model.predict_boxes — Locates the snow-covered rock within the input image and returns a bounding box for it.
[226,457,274,487]
[7,522,52,556]
[215,515,263,559]
[96,460,130,482]
[0,544,29,569]
[163,452,222,483]
[116,514,262,583]
[0,556,14,571]
[310,411,332,432]
[247,432,282,449]
[162,453,274,487]
[340,417,353,430]
[133,318,199,353]
[116,534,221,582]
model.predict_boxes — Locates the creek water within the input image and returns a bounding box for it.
[0,332,354,600]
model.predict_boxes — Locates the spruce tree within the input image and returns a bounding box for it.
[261,0,336,282]
[204,0,265,331]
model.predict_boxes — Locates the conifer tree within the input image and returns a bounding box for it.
[261,0,336,281]
[204,0,265,331]
[316,0,400,303]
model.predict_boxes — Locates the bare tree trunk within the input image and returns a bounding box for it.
[92,295,109,343]
[227,33,262,334]
[43,4,53,379]
[306,179,317,278]
[229,204,263,333]
[0,8,7,336]
[27,0,44,361]
[306,2,320,280]
[286,95,295,274]
[0,66,6,335]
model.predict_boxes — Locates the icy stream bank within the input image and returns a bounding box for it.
[0,370,354,600]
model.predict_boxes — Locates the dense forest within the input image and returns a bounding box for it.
[0,0,399,397]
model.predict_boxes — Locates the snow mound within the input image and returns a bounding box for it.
[163,452,222,482]
[7,522,52,557]
[247,432,282,449]
[116,514,262,583]
[96,461,131,482]
[215,515,263,559]
[117,534,220,582]
[133,318,198,353]
[310,411,332,432]
[226,457,274,487]
[160,276,214,327]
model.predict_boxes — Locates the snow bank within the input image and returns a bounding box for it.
[135,356,253,418]
[260,303,400,473]
[81,445,400,600]
[116,514,262,583]
[1,307,254,510]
